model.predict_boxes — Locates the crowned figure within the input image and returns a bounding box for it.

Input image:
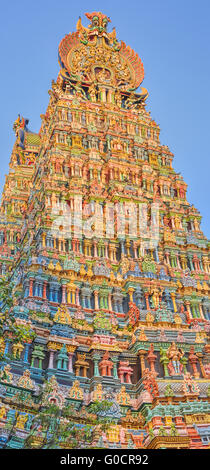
[166,342,184,376]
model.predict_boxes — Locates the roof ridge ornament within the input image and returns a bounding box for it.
[76,12,117,47]
[58,12,146,94]
[13,115,29,150]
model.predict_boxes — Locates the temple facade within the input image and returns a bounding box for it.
[0,12,209,449]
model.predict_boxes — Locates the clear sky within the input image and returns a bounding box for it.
[0,0,209,237]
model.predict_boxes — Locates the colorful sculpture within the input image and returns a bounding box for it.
[166,342,184,376]
[182,373,200,396]
[0,11,209,449]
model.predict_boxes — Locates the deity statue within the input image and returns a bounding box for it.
[77,12,113,43]
[16,413,28,430]
[142,368,159,398]
[93,383,103,401]
[166,342,184,376]
[150,287,160,309]
[18,369,34,389]
[69,380,83,400]
[138,328,148,341]
[124,88,148,109]
[0,365,13,384]
[182,372,200,395]
[88,83,97,102]
[71,80,87,100]
[115,90,122,108]
[13,341,24,359]
[13,115,29,150]
[0,406,7,420]
[117,385,131,405]
[96,68,110,83]
[99,140,104,153]
[42,375,65,409]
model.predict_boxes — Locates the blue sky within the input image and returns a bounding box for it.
[0,0,209,237]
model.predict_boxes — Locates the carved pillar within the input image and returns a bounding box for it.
[29,278,34,297]
[54,285,59,303]
[108,293,112,311]
[170,292,177,313]
[120,240,125,256]
[189,347,200,378]
[128,288,134,302]
[147,345,157,373]
[125,239,131,256]
[133,242,138,259]
[67,352,74,373]
[23,344,30,363]
[43,281,47,300]
[49,284,54,302]
[118,299,124,313]
[72,289,76,305]
[165,252,170,265]
[42,232,46,248]
[196,353,206,378]
[198,303,204,319]
[191,304,197,318]
[112,356,119,379]
[144,292,150,310]
[76,288,80,306]
[94,290,99,310]
[188,254,194,271]
[67,288,71,304]
[104,242,108,258]
[118,369,124,382]
[92,354,100,377]
[176,253,181,269]
[4,340,10,356]
[34,281,39,297]
[99,295,104,309]
[61,284,67,304]
[185,300,191,318]
[48,350,55,369]
[138,350,146,375]
[93,240,98,258]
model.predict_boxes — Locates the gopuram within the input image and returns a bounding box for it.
[0,12,209,449]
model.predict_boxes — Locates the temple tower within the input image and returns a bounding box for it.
[0,12,209,449]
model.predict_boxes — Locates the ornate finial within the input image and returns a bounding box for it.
[13,115,26,134]
[76,12,110,35]
[13,115,29,149]
[76,11,115,45]
[58,12,145,94]
[85,11,111,30]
